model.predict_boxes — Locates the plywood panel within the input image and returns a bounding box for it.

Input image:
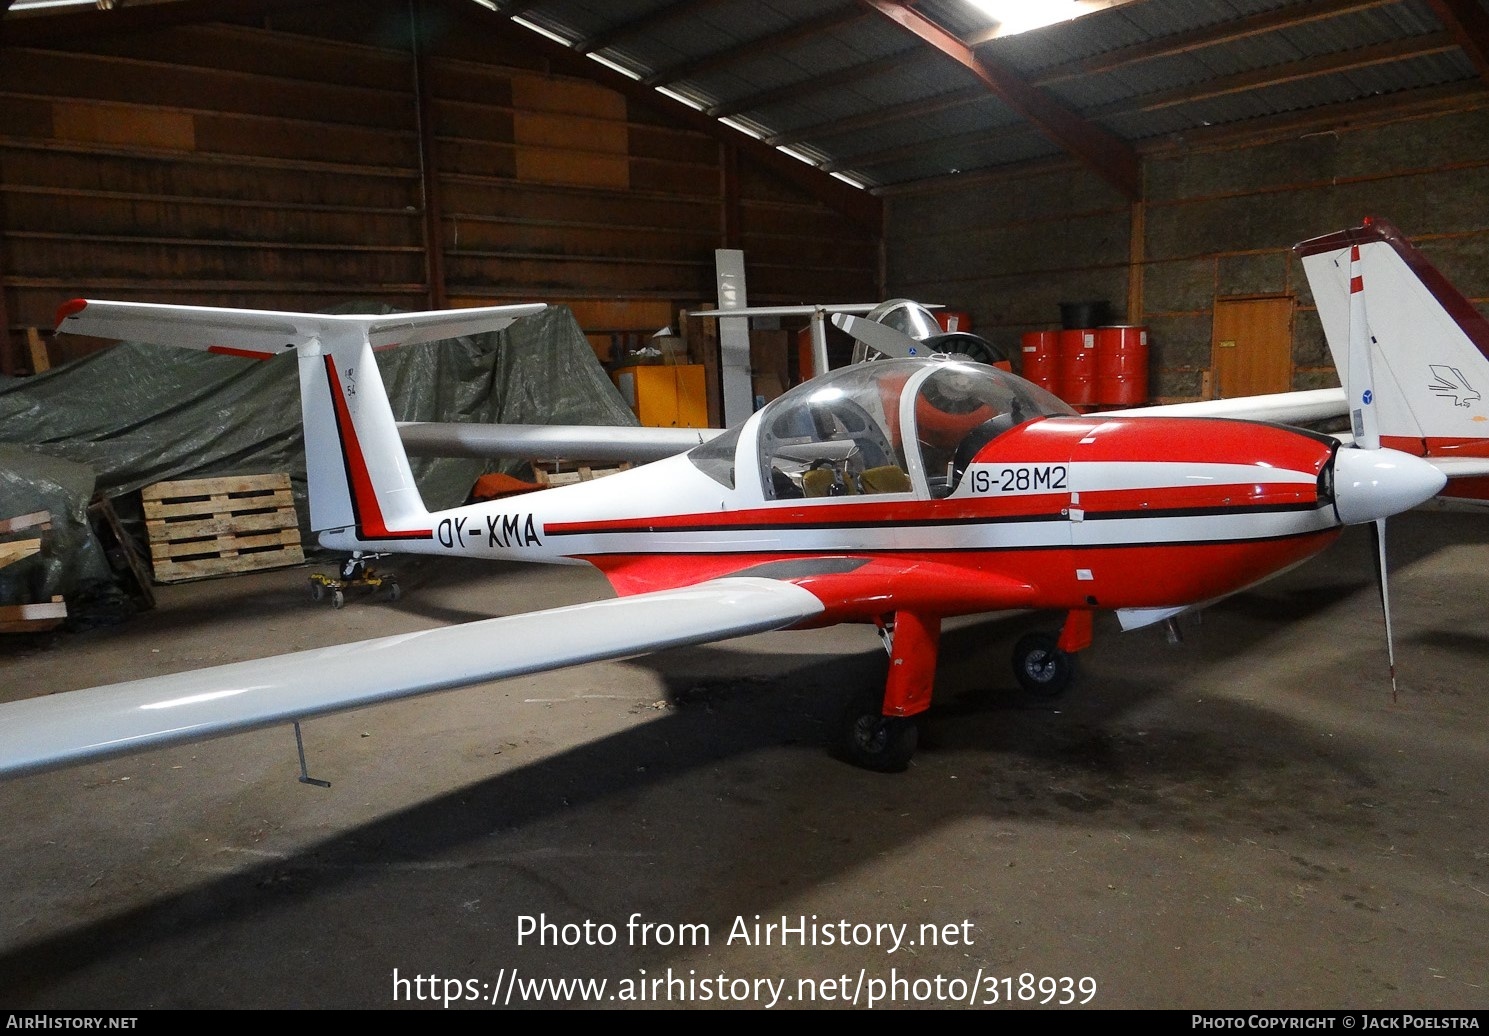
[52,101,195,151]
[513,147,628,189]
[511,75,625,120]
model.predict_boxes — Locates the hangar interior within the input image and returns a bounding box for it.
[1,0,1488,1011]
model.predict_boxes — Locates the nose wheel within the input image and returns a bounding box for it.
[1011,632,1077,696]
[838,691,919,773]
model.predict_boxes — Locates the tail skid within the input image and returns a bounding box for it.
[56,299,545,543]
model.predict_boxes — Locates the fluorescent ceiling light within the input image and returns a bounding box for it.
[655,85,706,111]
[510,14,573,47]
[776,144,817,166]
[717,117,764,140]
[588,52,642,80]
[9,0,99,8]
[963,0,1139,39]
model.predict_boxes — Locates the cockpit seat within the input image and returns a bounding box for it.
[858,465,912,494]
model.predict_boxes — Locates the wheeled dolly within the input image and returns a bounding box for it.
[308,553,400,609]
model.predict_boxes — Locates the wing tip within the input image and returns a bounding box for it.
[55,298,88,328]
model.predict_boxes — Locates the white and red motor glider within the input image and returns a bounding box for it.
[0,256,1448,777]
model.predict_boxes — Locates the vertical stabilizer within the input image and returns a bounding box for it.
[1295,219,1489,455]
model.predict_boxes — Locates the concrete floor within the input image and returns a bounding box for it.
[0,512,1486,1010]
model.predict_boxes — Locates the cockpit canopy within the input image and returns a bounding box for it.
[689,358,1076,500]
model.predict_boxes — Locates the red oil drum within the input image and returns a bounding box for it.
[1057,328,1098,405]
[1095,325,1149,405]
[1019,330,1059,393]
[936,310,972,334]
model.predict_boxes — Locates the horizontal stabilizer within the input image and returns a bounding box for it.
[56,299,545,357]
[0,577,823,779]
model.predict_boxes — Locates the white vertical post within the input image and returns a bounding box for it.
[810,307,830,377]
[714,249,754,426]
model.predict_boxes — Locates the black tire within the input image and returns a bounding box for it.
[331,589,345,610]
[386,581,401,602]
[839,693,919,772]
[1011,632,1077,697]
[310,581,324,602]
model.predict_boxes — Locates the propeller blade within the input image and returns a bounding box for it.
[831,312,924,361]
[1370,517,1398,703]
[1347,242,1381,450]
[1349,240,1396,698]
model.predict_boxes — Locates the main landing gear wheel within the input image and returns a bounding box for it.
[1012,632,1077,697]
[839,692,919,773]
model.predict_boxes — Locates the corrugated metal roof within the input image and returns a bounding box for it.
[8,0,1486,192]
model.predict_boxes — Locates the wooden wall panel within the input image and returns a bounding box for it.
[0,0,882,374]
[2,190,421,247]
[51,102,196,152]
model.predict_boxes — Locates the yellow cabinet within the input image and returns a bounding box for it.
[611,364,709,428]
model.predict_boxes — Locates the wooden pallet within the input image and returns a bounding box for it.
[0,598,67,634]
[141,473,304,583]
[88,493,155,610]
[533,462,631,488]
[0,511,67,632]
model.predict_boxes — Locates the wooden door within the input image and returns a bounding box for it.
[1212,296,1294,398]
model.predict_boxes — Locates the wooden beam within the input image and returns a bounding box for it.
[1138,80,1489,155]
[822,122,1032,173]
[496,0,545,18]
[1425,0,1489,83]
[645,6,868,88]
[1088,32,1458,118]
[411,4,446,309]
[720,141,741,250]
[24,328,49,374]
[857,0,1141,200]
[439,0,881,232]
[768,85,983,146]
[707,55,893,119]
[1024,0,1396,83]
[0,0,348,44]
[773,0,1400,151]
[575,0,725,56]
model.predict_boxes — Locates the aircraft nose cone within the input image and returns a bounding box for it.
[1331,447,1446,525]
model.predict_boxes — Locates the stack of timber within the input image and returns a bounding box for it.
[142,473,304,583]
[532,462,631,488]
[0,511,67,633]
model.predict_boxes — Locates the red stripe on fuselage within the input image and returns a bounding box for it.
[581,530,1340,611]
[323,356,431,541]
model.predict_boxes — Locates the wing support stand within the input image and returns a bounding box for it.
[293,721,332,788]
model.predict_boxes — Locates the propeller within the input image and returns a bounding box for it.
[830,311,926,362]
[1344,240,1398,700]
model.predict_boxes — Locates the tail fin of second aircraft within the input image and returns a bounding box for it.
[54,299,543,541]
[1294,218,1489,459]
